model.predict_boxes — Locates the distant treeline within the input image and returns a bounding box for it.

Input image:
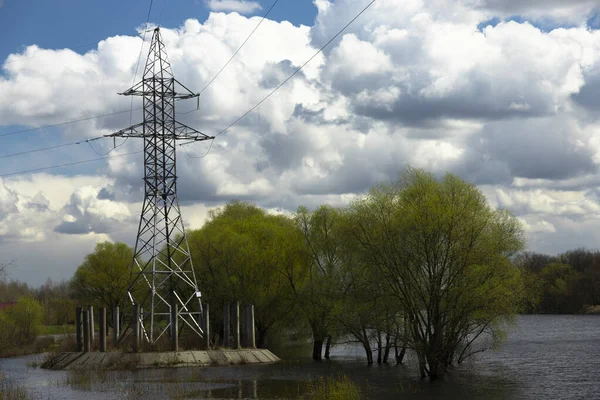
[516,249,600,314]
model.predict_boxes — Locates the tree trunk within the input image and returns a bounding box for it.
[398,345,407,364]
[383,334,391,363]
[312,339,324,361]
[324,335,332,359]
[362,327,373,365]
[363,342,373,365]
[376,330,383,364]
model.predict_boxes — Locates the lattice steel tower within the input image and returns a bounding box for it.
[106,27,213,344]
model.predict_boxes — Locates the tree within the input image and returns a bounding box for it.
[188,201,306,347]
[71,241,134,312]
[539,262,580,313]
[0,297,43,348]
[295,205,346,360]
[346,167,526,379]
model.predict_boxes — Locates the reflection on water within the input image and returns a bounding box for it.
[0,315,598,399]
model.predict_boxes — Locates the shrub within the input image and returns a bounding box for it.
[0,297,44,352]
[304,374,361,400]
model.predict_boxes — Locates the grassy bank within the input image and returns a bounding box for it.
[39,325,76,336]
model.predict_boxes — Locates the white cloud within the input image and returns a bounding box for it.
[1,0,600,284]
[206,0,262,14]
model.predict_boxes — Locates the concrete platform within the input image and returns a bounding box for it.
[41,349,280,370]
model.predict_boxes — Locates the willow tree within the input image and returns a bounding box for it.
[71,241,134,312]
[295,205,346,360]
[348,168,526,379]
[188,201,306,347]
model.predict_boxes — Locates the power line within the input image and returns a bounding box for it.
[181,139,214,159]
[0,108,141,139]
[0,150,143,178]
[179,0,375,160]
[0,136,104,159]
[129,0,154,125]
[212,0,376,138]
[197,0,280,97]
[158,0,168,26]
[0,1,154,140]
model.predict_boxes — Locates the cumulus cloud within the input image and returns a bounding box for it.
[205,0,261,14]
[54,186,133,235]
[2,0,600,283]
[476,0,599,25]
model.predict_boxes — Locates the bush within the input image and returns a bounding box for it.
[0,297,44,352]
[304,375,361,400]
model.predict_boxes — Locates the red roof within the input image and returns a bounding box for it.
[0,302,17,310]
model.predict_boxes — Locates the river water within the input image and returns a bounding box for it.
[0,315,598,399]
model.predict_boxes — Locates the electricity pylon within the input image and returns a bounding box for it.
[106,27,213,344]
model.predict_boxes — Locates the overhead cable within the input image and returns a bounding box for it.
[0,136,104,159]
[0,150,143,178]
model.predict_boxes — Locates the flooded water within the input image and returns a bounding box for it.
[0,315,598,399]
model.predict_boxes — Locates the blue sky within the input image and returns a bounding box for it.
[0,0,318,177]
[0,0,317,64]
[2,0,600,285]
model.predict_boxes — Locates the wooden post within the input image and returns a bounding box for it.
[247,304,255,349]
[75,306,83,352]
[99,307,107,352]
[232,301,240,349]
[170,302,179,352]
[87,305,94,347]
[139,307,144,345]
[113,306,120,346]
[223,304,230,348]
[132,304,139,353]
[82,310,90,353]
[202,303,210,349]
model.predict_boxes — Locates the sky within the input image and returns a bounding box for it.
[1,0,600,286]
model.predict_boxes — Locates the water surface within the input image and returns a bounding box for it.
[0,315,598,399]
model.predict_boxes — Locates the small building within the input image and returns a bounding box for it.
[0,301,17,311]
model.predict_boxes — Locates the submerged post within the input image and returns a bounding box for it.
[223,304,230,348]
[87,305,94,347]
[132,304,139,353]
[113,306,120,346]
[232,301,240,349]
[75,306,83,352]
[247,304,255,349]
[171,302,179,352]
[82,310,90,353]
[202,303,210,349]
[99,307,107,352]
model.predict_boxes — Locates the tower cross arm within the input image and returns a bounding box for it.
[117,78,201,100]
[104,122,145,138]
[102,121,214,141]
[173,121,215,141]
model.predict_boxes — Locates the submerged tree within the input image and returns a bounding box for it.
[188,201,306,347]
[347,167,526,379]
[295,205,345,360]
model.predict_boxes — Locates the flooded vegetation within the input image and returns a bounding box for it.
[0,315,598,399]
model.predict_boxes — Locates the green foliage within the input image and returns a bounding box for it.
[345,167,526,377]
[518,248,600,313]
[0,297,44,351]
[70,241,134,310]
[188,201,307,347]
[303,375,361,400]
[294,205,349,359]
[39,324,76,335]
